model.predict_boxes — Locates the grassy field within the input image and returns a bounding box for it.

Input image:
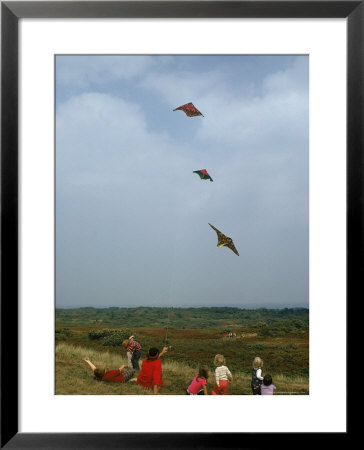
[56,307,309,395]
[56,343,309,395]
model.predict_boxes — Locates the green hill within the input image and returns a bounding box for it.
[56,343,309,395]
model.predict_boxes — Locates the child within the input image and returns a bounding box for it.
[137,346,168,395]
[211,354,232,395]
[83,357,135,383]
[251,356,264,395]
[122,335,142,370]
[186,366,210,395]
[261,374,276,395]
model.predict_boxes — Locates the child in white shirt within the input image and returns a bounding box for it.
[211,354,233,395]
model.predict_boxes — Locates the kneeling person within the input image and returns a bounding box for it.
[137,346,168,394]
[186,366,209,395]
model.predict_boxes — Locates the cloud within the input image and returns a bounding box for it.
[56,55,157,88]
[196,57,308,147]
[56,56,309,308]
[262,56,308,94]
[56,92,216,219]
[140,68,224,107]
[135,56,308,159]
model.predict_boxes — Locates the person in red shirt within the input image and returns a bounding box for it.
[122,335,142,370]
[137,346,168,394]
[83,357,135,383]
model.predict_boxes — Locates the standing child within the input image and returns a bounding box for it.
[251,356,264,395]
[261,374,276,395]
[211,354,232,395]
[122,335,142,370]
[186,366,210,395]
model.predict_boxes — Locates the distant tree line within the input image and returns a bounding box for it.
[56,306,308,331]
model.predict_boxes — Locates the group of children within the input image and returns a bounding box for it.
[187,355,276,395]
[186,354,233,395]
[84,334,276,395]
[250,356,276,395]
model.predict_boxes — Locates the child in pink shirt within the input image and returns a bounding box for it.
[186,366,210,395]
[261,374,276,395]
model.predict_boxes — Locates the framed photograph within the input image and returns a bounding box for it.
[2,1,357,447]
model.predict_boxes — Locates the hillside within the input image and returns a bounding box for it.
[56,343,309,395]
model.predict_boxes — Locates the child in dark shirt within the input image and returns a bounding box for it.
[251,356,264,395]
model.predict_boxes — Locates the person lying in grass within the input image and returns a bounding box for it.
[137,346,168,394]
[83,357,135,383]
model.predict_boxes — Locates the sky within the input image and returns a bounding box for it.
[55,55,309,309]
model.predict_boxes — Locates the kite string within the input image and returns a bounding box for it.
[165,309,170,346]
[165,240,177,348]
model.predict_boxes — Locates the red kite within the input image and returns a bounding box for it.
[193,169,213,182]
[173,102,204,117]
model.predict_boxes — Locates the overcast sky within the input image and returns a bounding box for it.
[55,55,309,309]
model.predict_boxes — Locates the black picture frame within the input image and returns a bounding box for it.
[1,1,357,448]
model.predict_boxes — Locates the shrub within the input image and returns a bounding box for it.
[88,329,133,346]
[101,331,127,347]
[245,344,266,351]
[88,330,109,340]
[55,328,72,341]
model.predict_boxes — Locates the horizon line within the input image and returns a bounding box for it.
[56,304,309,310]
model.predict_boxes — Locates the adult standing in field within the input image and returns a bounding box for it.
[83,358,135,383]
[122,335,142,370]
[137,346,168,395]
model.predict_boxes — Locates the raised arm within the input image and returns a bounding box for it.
[83,358,96,372]
[159,347,168,357]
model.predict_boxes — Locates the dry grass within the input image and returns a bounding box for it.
[56,343,309,395]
